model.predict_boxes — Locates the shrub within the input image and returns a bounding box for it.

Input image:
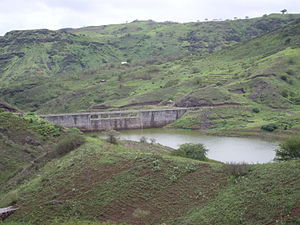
[275,136,300,161]
[104,129,120,144]
[24,113,63,137]
[224,162,251,177]
[171,143,208,161]
[252,108,260,113]
[54,134,85,156]
[261,123,278,132]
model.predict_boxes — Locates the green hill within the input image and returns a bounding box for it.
[0,112,85,196]
[0,14,299,114]
[1,14,300,225]
[0,14,300,136]
[0,115,299,225]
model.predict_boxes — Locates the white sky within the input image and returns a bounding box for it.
[0,0,299,35]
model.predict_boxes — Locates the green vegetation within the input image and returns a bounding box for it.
[1,14,299,137]
[275,136,300,160]
[52,134,85,157]
[171,143,208,161]
[0,14,299,121]
[261,123,279,132]
[174,160,300,225]
[0,112,299,225]
[224,162,251,178]
[0,112,85,195]
[1,14,300,225]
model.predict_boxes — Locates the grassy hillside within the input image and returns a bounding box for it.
[0,15,299,138]
[1,135,299,225]
[0,14,299,114]
[71,14,299,62]
[0,112,299,225]
[0,112,85,196]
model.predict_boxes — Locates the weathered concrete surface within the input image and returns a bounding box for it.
[40,108,187,131]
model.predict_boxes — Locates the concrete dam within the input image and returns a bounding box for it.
[40,108,188,131]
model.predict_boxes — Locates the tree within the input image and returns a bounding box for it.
[281,9,287,14]
[171,143,208,161]
[275,136,300,160]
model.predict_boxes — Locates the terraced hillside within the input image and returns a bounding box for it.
[0,14,299,112]
[0,14,300,136]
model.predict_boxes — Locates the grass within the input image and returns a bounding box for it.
[1,14,300,119]
[1,135,299,225]
[0,112,299,225]
[174,160,300,225]
[0,112,85,196]
[0,137,226,225]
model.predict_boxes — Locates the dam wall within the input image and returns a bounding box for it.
[40,108,187,131]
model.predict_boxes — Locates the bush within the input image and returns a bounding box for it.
[104,129,120,144]
[24,113,63,137]
[252,108,260,113]
[224,162,251,177]
[54,134,85,156]
[171,143,208,161]
[261,123,278,132]
[275,136,300,161]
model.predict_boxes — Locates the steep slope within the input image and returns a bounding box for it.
[0,15,299,135]
[0,112,85,196]
[0,29,120,85]
[0,135,299,225]
[0,14,299,113]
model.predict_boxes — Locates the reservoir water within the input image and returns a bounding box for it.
[114,128,278,164]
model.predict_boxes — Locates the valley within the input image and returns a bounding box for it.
[1,12,300,225]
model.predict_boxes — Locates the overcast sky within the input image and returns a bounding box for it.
[0,0,299,35]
